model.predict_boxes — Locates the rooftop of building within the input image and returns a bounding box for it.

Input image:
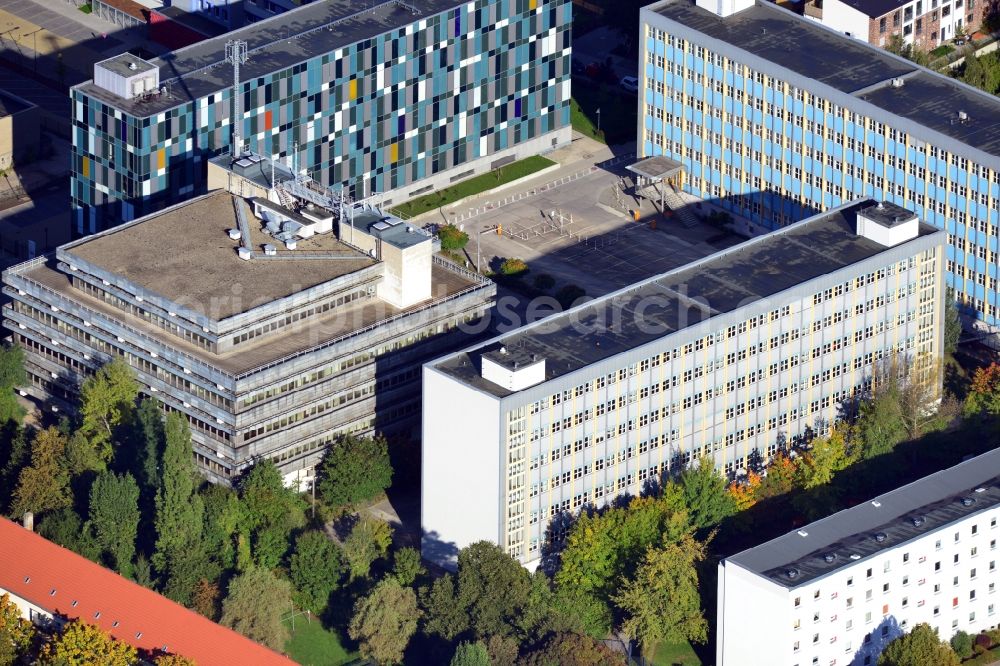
[647,0,1000,160]
[154,5,230,37]
[210,153,296,192]
[74,0,466,117]
[20,256,483,376]
[344,208,434,250]
[858,200,916,228]
[0,90,34,117]
[832,0,912,18]
[0,517,294,665]
[96,53,159,78]
[61,190,376,321]
[431,199,941,398]
[725,447,1000,589]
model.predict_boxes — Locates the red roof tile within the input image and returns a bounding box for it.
[0,518,295,666]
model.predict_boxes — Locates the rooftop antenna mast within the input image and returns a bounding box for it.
[225,39,249,160]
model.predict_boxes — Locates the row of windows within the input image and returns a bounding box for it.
[230,287,371,347]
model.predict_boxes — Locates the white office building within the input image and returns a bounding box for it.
[422,199,944,569]
[718,447,1000,666]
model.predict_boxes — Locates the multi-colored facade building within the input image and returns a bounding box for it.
[71,0,573,234]
[422,200,945,568]
[640,0,1000,332]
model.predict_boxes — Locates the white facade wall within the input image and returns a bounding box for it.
[718,507,1000,666]
[422,368,503,569]
[820,0,872,40]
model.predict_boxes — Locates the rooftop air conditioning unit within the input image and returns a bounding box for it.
[890,77,905,88]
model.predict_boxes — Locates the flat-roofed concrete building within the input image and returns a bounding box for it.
[3,186,494,484]
[717,447,1000,666]
[639,0,1000,337]
[422,199,944,568]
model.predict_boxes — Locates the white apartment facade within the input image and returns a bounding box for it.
[718,448,1000,666]
[422,200,945,569]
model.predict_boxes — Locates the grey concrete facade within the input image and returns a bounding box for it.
[3,192,495,485]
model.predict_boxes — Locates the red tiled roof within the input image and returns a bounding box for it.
[0,518,295,666]
[94,0,150,22]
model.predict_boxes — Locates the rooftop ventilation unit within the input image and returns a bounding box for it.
[238,247,252,261]
[228,228,242,241]
[890,77,905,88]
[958,110,969,121]
[873,532,887,543]
[910,515,925,527]
[785,568,800,579]
[263,243,277,256]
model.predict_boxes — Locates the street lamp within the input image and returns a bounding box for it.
[596,107,602,134]
[23,28,41,73]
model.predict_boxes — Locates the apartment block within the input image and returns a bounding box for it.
[3,182,494,485]
[718,447,1000,666]
[422,200,944,568]
[72,0,572,233]
[806,0,985,48]
[640,0,1000,332]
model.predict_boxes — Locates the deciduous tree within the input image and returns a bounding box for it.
[88,471,140,578]
[316,434,393,508]
[450,641,490,666]
[289,530,342,613]
[39,619,137,666]
[391,547,425,587]
[10,427,71,519]
[0,592,34,666]
[238,460,306,569]
[613,535,708,654]
[220,566,293,652]
[190,578,222,620]
[879,623,960,666]
[456,541,533,641]
[78,358,139,463]
[519,632,625,666]
[727,469,761,511]
[342,518,392,581]
[153,413,205,603]
[420,573,469,642]
[679,456,736,529]
[348,578,420,665]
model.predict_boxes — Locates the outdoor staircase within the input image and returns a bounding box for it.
[662,186,701,228]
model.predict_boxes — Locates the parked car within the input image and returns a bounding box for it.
[619,76,639,93]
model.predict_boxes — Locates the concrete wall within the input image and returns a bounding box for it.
[422,367,502,569]
[821,0,872,41]
[717,562,789,666]
[0,95,40,170]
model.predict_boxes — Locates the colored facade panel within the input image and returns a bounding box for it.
[72,0,573,234]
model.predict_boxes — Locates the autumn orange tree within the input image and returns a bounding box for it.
[965,363,1000,417]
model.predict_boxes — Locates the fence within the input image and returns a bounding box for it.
[445,152,635,226]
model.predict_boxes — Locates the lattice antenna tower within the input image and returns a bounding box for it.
[225,39,249,159]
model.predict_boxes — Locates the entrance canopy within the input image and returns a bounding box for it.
[627,155,685,182]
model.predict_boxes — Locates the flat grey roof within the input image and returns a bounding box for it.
[859,200,917,229]
[96,53,158,77]
[649,0,1000,159]
[432,199,942,397]
[74,0,465,117]
[346,209,433,249]
[726,447,1000,589]
[628,155,685,180]
[62,190,376,320]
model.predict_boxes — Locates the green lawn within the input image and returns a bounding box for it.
[646,640,703,666]
[78,3,93,13]
[571,85,638,145]
[283,617,359,666]
[930,44,954,57]
[389,155,556,218]
[571,97,604,143]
